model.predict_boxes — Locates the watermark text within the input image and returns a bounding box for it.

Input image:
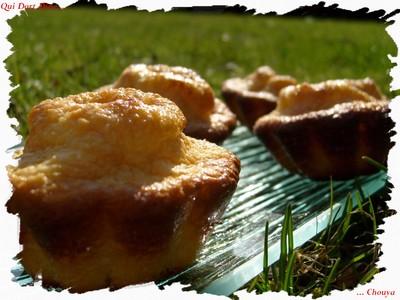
[0,2,59,11]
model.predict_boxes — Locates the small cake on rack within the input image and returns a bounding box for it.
[7,88,240,292]
[254,78,393,180]
[221,66,297,128]
[100,64,237,143]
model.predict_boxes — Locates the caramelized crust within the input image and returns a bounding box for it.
[221,66,297,128]
[114,64,214,119]
[103,64,236,143]
[276,79,381,116]
[254,79,393,180]
[7,88,240,292]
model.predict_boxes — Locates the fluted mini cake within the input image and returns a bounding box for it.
[100,64,237,143]
[221,66,297,128]
[254,78,393,180]
[7,88,240,292]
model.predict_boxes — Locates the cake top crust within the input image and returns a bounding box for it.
[276,78,386,116]
[113,64,215,120]
[222,65,297,100]
[8,88,237,199]
[25,88,185,154]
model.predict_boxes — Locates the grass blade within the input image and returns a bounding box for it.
[362,156,387,172]
[246,276,259,292]
[321,179,335,244]
[343,194,353,230]
[279,204,290,287]
[368,197,377,238]
[355,191,363,211]
[339,246,375,274]
[287,204,294,289]
[287,204,294,255]
[322,257,341,295]
[337,194,353,243]
[283,251,296,295]
[360,267,379,284]
[263,221,270,291]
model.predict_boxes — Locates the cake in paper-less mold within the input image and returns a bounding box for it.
[100,64,237,144]
[221,66,297,128]
[254,78,393,180]
[7,88,240,292]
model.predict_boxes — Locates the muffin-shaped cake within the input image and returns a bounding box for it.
[7,88,240,292]
[100,64,236,144]
[221,66,297,128]
[254,78,393,180]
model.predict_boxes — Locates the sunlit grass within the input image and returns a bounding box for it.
[6,8,396,137]
[246,168,392,298]
[246,190,380,297]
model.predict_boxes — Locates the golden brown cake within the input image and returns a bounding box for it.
[100,64,237,143]
[7,88,240,292]
[221,66,297,128]
[253,78,393,180]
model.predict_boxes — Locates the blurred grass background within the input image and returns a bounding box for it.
[6,8,397,137]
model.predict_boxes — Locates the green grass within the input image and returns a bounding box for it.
[6,8,396,137]
[245,160,394,298]
[245,185,389,298]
